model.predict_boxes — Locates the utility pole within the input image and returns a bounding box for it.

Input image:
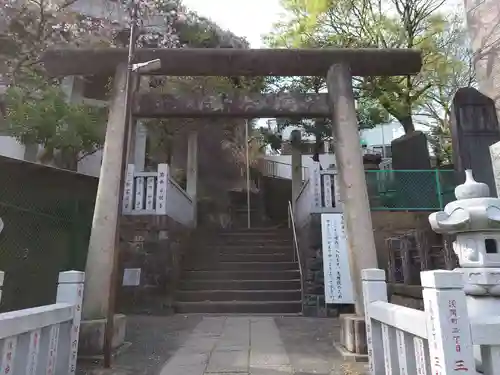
[245,119,251,229]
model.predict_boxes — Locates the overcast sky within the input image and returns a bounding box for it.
[182,0,464,48]
[182,0,283,47]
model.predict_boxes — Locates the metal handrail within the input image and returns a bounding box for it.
[288,201,304,314]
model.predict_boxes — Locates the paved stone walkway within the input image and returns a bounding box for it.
[78,315,368,375]
[159,316,293,375]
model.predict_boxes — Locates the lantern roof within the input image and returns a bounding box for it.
[429,170,500,234]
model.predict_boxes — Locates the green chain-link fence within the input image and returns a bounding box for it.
[0,158,96,312]
[366,169,456,211]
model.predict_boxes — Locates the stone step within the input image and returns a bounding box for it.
[176,289,302,302]
[182,270,300,281]
[189,253,294,263]
[174,300,302,314]
[216,229,291,236]
[215,225,291,234]
[209,238,292,244]
[191,245,294,255]
[184,261,299,271]
[178,279,301,291]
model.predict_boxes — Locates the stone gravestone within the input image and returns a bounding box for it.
[391,131,434,208]
[450,87,500,193]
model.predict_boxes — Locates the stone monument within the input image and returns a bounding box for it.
[450,88,500,194]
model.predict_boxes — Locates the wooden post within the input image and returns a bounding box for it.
[186,131,198,226]
[56,271,85,375]
[362,268,388,375]
[326,63,378,315]
[421,270,475,375]
[401,237,412,285]
[82,64,129,320]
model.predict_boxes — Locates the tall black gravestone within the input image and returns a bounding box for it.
[450,87,500,192]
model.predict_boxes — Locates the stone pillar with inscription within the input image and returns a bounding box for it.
[450,88,500,195]
[429,169,500,373]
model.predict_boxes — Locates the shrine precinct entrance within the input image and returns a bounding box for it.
[42,47,422,323]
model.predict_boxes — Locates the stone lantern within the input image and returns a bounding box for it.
[429,169,500,368]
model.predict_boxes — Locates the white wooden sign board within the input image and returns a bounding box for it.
[321,213,354,304]
[122,268,141,286]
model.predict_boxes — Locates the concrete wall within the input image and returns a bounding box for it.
[264,154,336,172]
[77,150,103,177]
[0,136,25,160]
[0,134,104,177]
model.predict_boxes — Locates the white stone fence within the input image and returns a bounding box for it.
[259,159,309,181]
[363,268,500,375]
[0,270,84,375]
[122,163,195,227]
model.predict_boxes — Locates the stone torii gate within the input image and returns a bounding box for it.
[42,47,422,352]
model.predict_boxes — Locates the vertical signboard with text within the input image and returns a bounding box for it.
[321,213,354,304]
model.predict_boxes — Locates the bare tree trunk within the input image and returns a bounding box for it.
[400,116,415,133]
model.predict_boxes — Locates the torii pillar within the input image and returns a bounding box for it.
[326,64,378,354]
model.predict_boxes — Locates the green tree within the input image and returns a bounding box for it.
[260,75,389,153]
[0,0,122,169]
[5,81,107,170]
[267,0,465,135]
[0,0,249,170]
[417,16,476,165]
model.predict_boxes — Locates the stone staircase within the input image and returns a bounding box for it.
[175,227,302,314]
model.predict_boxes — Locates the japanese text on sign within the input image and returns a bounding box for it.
[321,213,354,304]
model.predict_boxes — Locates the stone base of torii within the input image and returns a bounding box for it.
[42,47,422,357]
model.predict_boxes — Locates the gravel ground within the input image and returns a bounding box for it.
[76,315,202,375]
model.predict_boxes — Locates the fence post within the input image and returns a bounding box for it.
[123,164,135,214]
[56,271,84,375]
[421,270,475,374]
[435,169,444,209]
[362,268,388,375]
[311,162,321,211]
[0,271,4,304]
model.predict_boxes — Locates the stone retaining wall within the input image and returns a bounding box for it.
[117,215,193,315]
